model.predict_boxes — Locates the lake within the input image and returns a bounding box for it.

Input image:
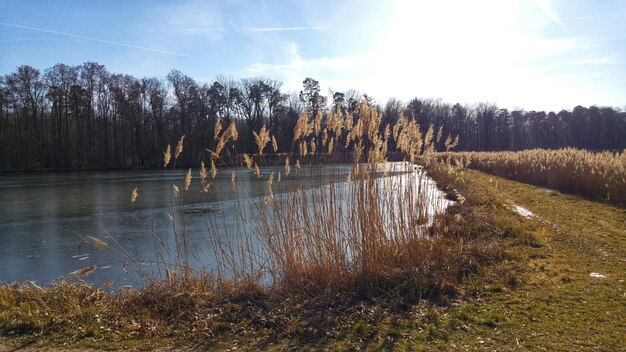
[0,162,451,287]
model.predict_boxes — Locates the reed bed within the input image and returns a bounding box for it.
[114,101,476,299]
[1,103,483,326]
[1,103,526,342]
[437,148,626,207]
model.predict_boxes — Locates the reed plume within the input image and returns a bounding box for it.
[175,135,185,159]
[210,160,217,179]
[163,145,171,167]
[200,161,207,184]
[131,187,138,203]
[242,154,253,169]
[70,265,97,278]
[229,121,239,141]
[253,125,271,155]
[214,118,222,140]
[184,169,192,191]
[88,236,109,249]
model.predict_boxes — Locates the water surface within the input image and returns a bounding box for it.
[0,163,450,287]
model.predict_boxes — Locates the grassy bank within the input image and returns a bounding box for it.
[4,165,623,350]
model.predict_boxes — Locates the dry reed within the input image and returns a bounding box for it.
[438,148,626,206]
[141,98,473,300]
[1,100,519,345]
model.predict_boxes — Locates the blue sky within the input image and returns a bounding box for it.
[1,0,625,111]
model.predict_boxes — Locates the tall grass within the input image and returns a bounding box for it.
[120,101,475,298]
[438,148,626,207]
[2,103,529,341]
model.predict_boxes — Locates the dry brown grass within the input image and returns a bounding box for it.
[133,99,476,299]
[2,100,517,346]
[438,148,626,207]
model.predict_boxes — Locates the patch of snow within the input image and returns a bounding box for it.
[513,204,534,218]
[589,272,606,278]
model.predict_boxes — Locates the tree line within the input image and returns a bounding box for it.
[0,62,624,171]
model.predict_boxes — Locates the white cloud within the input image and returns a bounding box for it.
[149,0,225,40]
[241,0,623,110]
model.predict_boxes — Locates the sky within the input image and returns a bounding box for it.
[1,0,625,111]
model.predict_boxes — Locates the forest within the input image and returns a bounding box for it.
[1,62,625,171]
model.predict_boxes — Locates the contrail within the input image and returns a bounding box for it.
[157,28,224,34]
[0,37,55,42]
[0,22,188,57]
[239,26,325,32]
[159,26,324,34]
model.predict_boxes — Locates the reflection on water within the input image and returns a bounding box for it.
[0,163,451,287]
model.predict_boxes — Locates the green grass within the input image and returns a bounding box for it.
[440,169,625,351]
[2,167,624,351]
